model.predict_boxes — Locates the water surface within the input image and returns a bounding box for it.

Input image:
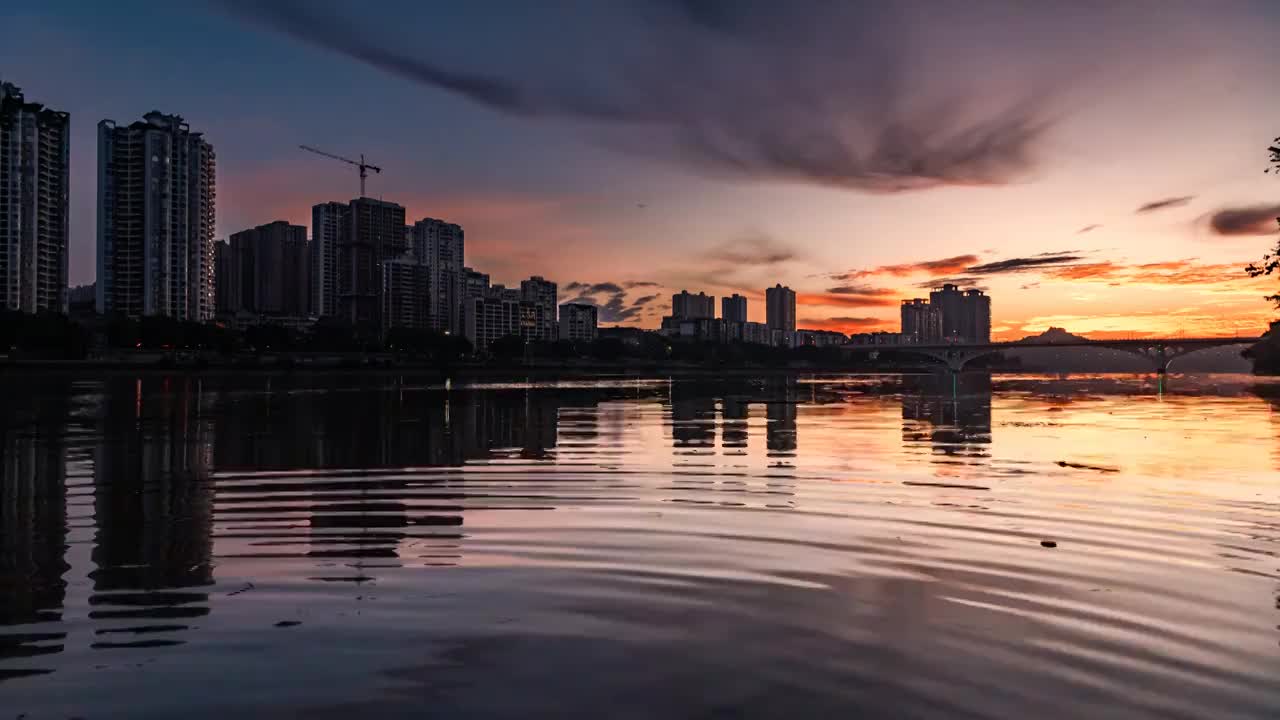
[3,373,1279,718]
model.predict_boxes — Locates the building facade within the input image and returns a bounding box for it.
[722,294,747,323]
[900,298,943,343]
[311,201,348,318]
[558,302,598,342]
[381,255,430,331]
[464,293,519,352]
[0,83,70,313]
[97,111,216,320]
[463,267,489,303]
[927,284,991,343]
[520,275,557,342]
[221,220,310,317]
[339,198,405,329]
[672,290,714,320]
[766,284,796,334]
[411,218,465,335]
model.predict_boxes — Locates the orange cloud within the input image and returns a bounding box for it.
[799,316,893,333]
[1043,258,1264,294]
[799,291,900,308]
[833,254,981,280]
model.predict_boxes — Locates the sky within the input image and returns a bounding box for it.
[4,0,1280,339]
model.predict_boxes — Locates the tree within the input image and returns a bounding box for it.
[489,334,526,361]
[1251,138,1280,307]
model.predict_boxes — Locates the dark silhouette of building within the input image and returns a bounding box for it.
[221,220,311,317]
[928,284,991,343]
[722,294,748,323]
[900,298,943,343]
[559,302,598,342]
[97,111,216,320]
[340,198,405,329]
[0,83,70,314]
[410,217,465,335]
[311,201,349,317]
[672,290,715,320]
[381,255,431,330]
[766,284,797,337]
[520,276,558,342]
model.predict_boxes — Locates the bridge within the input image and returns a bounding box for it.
[843,336,1263,373]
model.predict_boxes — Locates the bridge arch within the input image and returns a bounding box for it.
[849,337,1257,374]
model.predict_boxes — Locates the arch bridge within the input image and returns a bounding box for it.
[847,337,1261,373]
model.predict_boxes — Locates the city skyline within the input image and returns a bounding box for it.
[4,2,1280,339]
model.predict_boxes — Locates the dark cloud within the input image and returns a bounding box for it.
[1136,195,1194,214]
[560,279,648,322]
[1076,224,1101,234]
[706,233,800,266]
[834,254,980,280]
[915,276,985,290]
[965,252,1084,275]
[625,281,660,288]
[220,0,1079,192]
[1207,204,1280,236]
[825,284,899,298]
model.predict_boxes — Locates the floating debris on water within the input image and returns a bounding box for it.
[1057,461,1119,473]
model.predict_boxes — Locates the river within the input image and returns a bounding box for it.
[2,372,1279,718]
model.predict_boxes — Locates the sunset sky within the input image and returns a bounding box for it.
[5,0,1280,339]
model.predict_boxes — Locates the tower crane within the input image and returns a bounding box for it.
[299,145,382,197]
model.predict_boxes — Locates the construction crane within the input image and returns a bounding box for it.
[299,145,382,197]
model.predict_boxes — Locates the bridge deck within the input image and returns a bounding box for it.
[844,337,1261,352]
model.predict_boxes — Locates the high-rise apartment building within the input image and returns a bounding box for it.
[965,288,991,343]
[382,254,430,331]
[0,83,70,313]
[411,217,464,334]
[672,290,714,320]
[221,220,310,317]
[722,294,747,323]
[559,302,598,342]
[311,201,348,317]
[520,275,557,342]
[463,267,489,302]
[928,284,991,343]
[97,111,215,319]
[213,240,234,315]
[900,298,943,343]
[765,284,796,333]
[340,198,404,328]
[464,293,519,352]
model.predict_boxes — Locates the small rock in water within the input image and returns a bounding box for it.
[1041,540,1057,548]
[274,620,302,628]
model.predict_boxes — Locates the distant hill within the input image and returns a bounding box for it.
[1017,327,1089,344]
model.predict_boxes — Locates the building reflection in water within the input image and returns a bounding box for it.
[670,383,717,451]
[901,373,993,460]
[90,377,215,649]
[720,398,749,451]
[0,380,70,680]
[764,378,799,458]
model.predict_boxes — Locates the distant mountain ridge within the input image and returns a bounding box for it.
[1017,327,1090,344]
